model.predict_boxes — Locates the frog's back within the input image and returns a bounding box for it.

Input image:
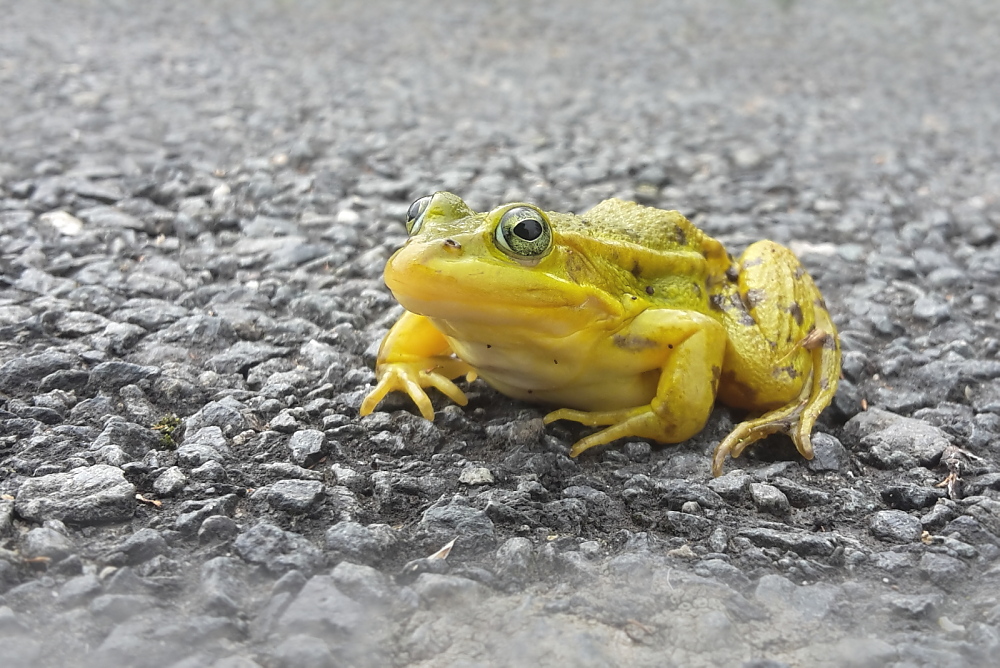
[555,199,722,258]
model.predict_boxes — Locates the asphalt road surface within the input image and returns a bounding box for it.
[1,1,1000,666]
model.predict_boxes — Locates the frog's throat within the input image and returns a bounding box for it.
[386,267,624,338]
[390,287,623,338]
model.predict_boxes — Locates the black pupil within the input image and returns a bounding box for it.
[513,218,542,241]
[407,198,428,221]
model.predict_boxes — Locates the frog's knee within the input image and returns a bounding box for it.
[741,240,797,265]
[648,397,711,442]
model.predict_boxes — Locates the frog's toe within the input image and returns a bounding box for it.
[567,417,652,457]
[361,365,442,421]
[548,408,664,457]
[711,418,785,477]
[360,378,394,417]
[544,407,598,427]
[421,372,469,408]
[791,423,816,460]
[544,406,642,428]
[400,374,436,421]
[711,433,739,478]
[712,393,816,476]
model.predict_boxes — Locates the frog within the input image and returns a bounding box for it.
[360,192,840,476]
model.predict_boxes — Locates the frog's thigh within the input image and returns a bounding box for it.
[715,241,816,410]
[550,310,727,453]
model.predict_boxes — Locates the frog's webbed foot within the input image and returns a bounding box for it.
[710,367,817,477]
[360,362,471,421]
[544,406,659,457]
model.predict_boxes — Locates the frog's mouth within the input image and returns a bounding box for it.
[383,238,624,337]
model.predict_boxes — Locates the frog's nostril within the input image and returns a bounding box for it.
[443,239,462,251]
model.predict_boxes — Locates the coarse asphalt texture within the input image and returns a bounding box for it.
[2,1,1000,666]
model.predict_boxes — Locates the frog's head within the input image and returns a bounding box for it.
[383,192,626,335]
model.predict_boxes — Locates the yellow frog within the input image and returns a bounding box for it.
[360,192,840,476]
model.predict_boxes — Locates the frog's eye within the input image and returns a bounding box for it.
[495,206,552,258]
[405,195,433,235]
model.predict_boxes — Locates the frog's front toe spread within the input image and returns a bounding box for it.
[359,363,469,422]
[359,309,475,421]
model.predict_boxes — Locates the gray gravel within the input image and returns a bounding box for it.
[2,1,1000,666]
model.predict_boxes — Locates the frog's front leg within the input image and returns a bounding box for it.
[359,311,475,421]
[710,241,840,476]
[544,310,728,457]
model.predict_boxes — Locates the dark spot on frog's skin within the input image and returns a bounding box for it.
[486,344,492,349]
[745,288,767,309]
[742,256,765,269]
[729,293,757,327]
[613,334,660,351]
[814,296,828,311]
[554,359,558,364]
[773,365,800,379]
[786,301,804,325]
[709,294,726,312]
[820,378,830,390]
[631,260,643,278]
[725,266,740,282]
[720,370,758,404]
[674,226,687,246]
[711,365,722,386]
[527,389,533,394]
[668,344,674,349]
[794,266,806,279]
[823,334,837,349]
[443,238,461,250]
[645,285,654,295]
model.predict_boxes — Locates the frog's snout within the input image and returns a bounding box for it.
[442,238,462,252]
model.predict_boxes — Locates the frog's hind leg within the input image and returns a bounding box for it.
[711,366,814,476]
[711,241,840,476]
[545,309,728,458]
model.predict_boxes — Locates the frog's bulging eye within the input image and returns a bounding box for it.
[495,206,552,258]
[405,195,433,235]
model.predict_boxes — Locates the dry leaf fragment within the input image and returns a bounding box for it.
[428,538,456,561]
[23,556,51,565]
[136,494,162,508]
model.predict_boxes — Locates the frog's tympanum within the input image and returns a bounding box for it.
[360,192,840,476]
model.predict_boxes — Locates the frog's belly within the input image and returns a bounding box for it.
[486,368,660,411]
[447,333,661,412]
